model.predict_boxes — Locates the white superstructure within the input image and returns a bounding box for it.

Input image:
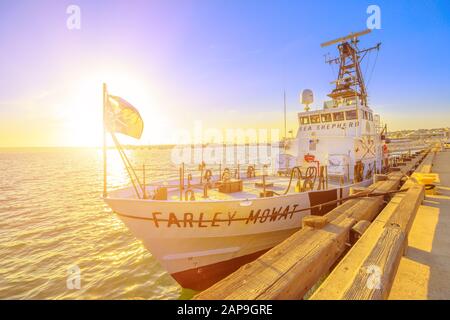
[103,29,385,291]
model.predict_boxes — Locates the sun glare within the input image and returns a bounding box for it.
[58,70,168,147]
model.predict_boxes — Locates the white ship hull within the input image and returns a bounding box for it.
[105,179,371,290]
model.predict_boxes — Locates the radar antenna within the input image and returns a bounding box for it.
[321,29,381,107]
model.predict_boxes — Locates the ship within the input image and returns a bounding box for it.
[103,29,386,291]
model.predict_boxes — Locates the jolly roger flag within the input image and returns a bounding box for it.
[105,95,144,139]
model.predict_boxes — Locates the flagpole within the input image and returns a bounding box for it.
[283,90,287,140]
[103,83,108,197]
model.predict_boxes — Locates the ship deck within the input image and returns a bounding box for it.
[164,176,343,201]
[110,172,358,201]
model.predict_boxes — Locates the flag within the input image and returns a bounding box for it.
[105,95,144,139]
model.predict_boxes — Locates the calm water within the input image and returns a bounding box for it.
[0,148,195,299]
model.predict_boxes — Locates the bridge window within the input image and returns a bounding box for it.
[345,110,357,120]
[300,116,310,125]
[363,111,369,120]
[310,115,321,124]
[321,113,332,122]
[333,112,344,121]
[369,112,373,121]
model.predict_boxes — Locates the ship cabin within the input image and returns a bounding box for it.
[288,98,382,183]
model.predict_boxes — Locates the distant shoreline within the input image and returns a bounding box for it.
[1,127,447,151]
[0,143,281,151]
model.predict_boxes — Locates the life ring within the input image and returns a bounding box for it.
[383,144,388,154]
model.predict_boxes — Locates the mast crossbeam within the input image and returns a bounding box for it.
[322,30,381,107]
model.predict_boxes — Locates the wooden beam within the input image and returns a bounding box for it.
[350,220,371,245]
[194,151,428,300]
[341,184,424,300]
[341,227,405,299]
[195,177,402,300]
[310,180,425,300]
[417,152,435,173]
[302,216,328,229]
[373,174,388,183]
[386,184,424,234]
[309,193,407,299]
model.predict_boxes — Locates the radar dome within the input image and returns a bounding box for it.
[301,89,314,111]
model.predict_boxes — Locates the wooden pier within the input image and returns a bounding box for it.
[194,147,449,300]
[388,148,450,299]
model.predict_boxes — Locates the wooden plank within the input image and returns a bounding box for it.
[194,224,341,300]
[350,187,370,194]
[341,227,405,300]
[350,220,371,244]
[310,152,429,300]
[352,220,371,235]
[251,219,353,300]
[373,174,388,183]
[194,194,386,299]
[195,177,400,300]
[341,183,426,299]
[195,150,428,300]
[309,193,406,299]
[345,197,383,222]
[417,152,435,173]
[302,216,328,229]
[386,184,424,234]
[310,183,425,300]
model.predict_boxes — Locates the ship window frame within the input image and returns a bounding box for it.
[332,112,345,121]
[310,114,321,124]
[363,111,369,120]
[321,113,332,123]
[345,110,358,120]
[300,116,310,125]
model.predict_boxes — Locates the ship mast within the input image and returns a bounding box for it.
[321,29,381,107]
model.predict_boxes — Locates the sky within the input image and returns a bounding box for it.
[0,0,449,147]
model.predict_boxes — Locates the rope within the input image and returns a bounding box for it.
[363,49,371,81]
[366,48,379,90]
[272,159,430,215]
[287,186,411,215]
[276,166,317,196]
[330,59,336,80]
